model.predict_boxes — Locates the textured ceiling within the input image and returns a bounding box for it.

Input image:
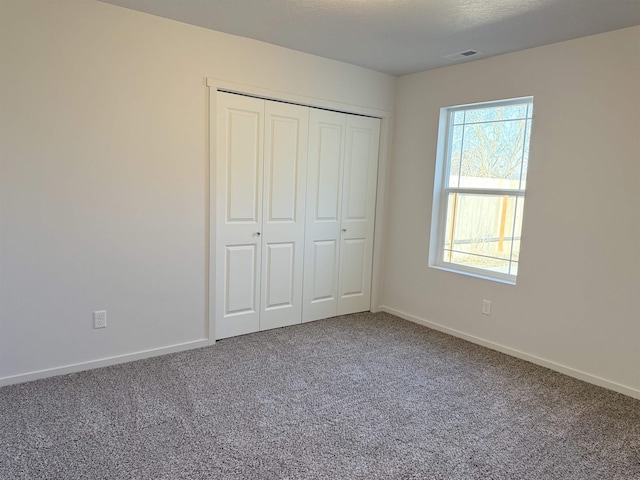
[99,0,640,75]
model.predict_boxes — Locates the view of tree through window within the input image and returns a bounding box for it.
[432,98,533,282]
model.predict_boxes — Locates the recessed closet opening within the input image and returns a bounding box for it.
[207,82,392,342]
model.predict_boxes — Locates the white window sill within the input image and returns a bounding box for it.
[429,264,517,285]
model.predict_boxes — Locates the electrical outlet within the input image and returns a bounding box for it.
[93,310,107,329]
[482,300,491,316]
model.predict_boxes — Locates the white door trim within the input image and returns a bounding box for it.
[206,78,392,344]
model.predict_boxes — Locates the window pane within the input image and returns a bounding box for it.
[458,119,527,189]
[452,110,466,125]
[447,251,511,275]
[510,262,519,276]
[447,124,464,187]
[443,193,524,270]
[519,119,532,189]
[464,104,529,123]
[509,198,525,264]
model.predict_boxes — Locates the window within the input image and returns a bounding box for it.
[429,97,533,284]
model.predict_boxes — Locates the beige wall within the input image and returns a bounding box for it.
[383,26,640,397]
[0,0,395,381]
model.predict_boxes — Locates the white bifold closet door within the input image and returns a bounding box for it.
[302,109,381,322]
[260,101,309,331]
[215,92,308,339]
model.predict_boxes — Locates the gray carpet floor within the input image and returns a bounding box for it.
[1,312,639,479]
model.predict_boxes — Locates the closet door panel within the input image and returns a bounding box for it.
[344,129,373,220]
[310,239,338,301]
[266,118,299,222]
[264,242,295,309]
[226,114,262,223]
[216,93,264,340]
[338,115,381,315]
[225,245,259,315]
[260,101,309,331]
[339,238,367,297]
[303,110,346,322]
[316,127,342,221]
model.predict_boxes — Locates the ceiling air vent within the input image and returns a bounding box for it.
[444,50,481,61]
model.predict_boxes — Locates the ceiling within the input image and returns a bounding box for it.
[100,0,640,76]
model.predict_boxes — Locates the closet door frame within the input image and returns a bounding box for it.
[207,78,392,344]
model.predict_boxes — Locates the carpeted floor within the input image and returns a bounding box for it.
[1,312,639,479]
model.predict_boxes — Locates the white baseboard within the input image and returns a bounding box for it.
[0,338,209,387]
[379,306,640,400]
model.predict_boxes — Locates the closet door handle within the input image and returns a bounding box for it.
[342,229,347,233]
[256,232,261,236]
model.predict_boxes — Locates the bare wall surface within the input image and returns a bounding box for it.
[0,0,395,380]
[383,26,640,395]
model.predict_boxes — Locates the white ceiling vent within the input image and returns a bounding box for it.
[444,50,481,61]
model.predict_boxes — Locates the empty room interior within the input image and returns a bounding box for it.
[1,0,639,478]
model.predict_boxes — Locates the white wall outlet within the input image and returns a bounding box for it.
[93,310,107,329]
[482,300,491,316]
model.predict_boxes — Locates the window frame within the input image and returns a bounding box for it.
[428,96,534,285]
